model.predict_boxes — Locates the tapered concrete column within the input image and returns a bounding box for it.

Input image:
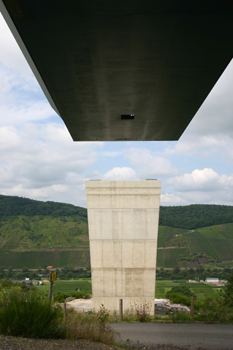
[85,180,161,313]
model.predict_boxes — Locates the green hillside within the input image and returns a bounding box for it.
[0,195,87,219]
[0,250,90,269]
[157,223,233,267]
[0,194,233,269]
[0,215,88,250]
[1,194,233,229]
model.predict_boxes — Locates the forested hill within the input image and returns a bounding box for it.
[0,194,233,229]
[0,195,87,220]
[159,204,233,229]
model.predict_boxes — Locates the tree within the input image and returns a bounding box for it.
[224,272,233,307]
[166,286,194,297]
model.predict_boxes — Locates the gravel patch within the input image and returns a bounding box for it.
[1,335,229,350]
[121,342,214,350]
[0,335,121,350]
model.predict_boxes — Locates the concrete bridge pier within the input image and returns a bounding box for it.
[85,180,161,314]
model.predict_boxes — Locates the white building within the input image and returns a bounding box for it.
[205,278,219,283]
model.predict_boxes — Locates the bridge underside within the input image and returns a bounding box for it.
[1,1,233,141]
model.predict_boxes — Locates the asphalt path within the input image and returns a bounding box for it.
[111,323,233,350]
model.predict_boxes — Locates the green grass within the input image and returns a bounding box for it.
[184,224,233,263]
[157,248,188,268]
[38,280,92,294]
[0,215,89,251]
[209,239,233,261]
[193,228,225,239]
[0,292,63,338]
[155,280,220,300]
[157,226,187,248]
[0,250,90,269]
[217,262,233,267]
[187,237,220,260]
[155,280,180,298]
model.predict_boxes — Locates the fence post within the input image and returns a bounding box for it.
[191,295,195,322]
[48,271,53,301]
[63,302,66,321]
[119,299,123,322]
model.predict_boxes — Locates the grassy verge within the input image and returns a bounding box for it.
[0,291,118,344]
[0,292,64,338]
[38,280,92,294]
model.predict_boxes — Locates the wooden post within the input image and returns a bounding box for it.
[48,271,53,301]
[190,295,195,322]
[63,302,66,321]
[119,299,123,322]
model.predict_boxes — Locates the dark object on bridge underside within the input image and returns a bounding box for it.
[1,0,233,141]
[121,115,135,120]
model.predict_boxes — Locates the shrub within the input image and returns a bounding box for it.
[196,296,233,323]
[133,300,152,322]
[166,293,191,307]
[224,272,233,308]
[166,286,194,297]
[65,305,118,344]
[0,291,64,338]
[53,291,91,303]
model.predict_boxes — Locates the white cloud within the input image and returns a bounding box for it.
[161,189,233,207]
[0,14,36,83]
[183,59,233,139]
[101,151,123,158]
[160,193,187,206]
[0,123,102,206]
[168,168,233,192]
[0,100,57,126]
[102,167,137,181]
[164,135,231,157]
[125,148,180,179]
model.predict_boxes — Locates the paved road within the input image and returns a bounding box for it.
[111,323,233,350]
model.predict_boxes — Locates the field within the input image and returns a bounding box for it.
[0,250,90,269]
[37,279,222,300]
[209,239,233,261]
[155,280,223,300]
[38,280,92,294]
[217,261,233,267]
[157,248,188,268]
[186,237,219,260]
[157,226,187,247]
[184,223,233,263]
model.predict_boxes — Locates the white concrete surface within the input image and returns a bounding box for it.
[85,180,161,314]
[65,298,93,311]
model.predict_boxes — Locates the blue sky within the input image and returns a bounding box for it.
[0,13,233,208]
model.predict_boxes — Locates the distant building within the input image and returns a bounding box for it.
[25,277,30,285]
[205,278,219,283]
[187,279,198,283]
